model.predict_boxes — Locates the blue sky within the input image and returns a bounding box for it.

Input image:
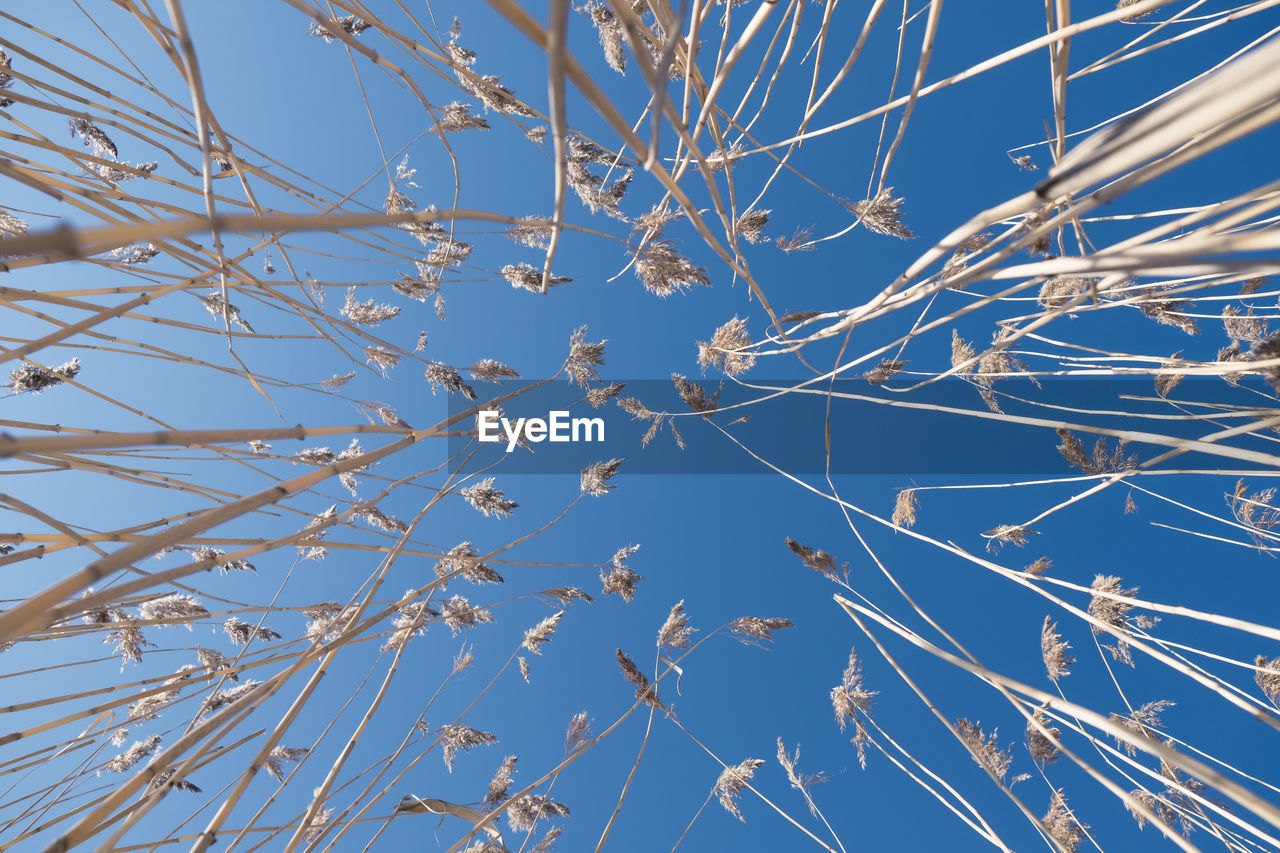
[3,1,1280,851]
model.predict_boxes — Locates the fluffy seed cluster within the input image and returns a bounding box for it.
[955,719,1012,782]
[383,188,444,247]
[222,617,281,645]
[0,49,14,108]
[101,609,155,669]
[69,117,117,158]
[1026,557,1054,575]
[186,546,255,574]
[138,594,208,627]
[303,800,334,844]
[10,358,80,394]
[148,769,200,793]
[383,593,440,651]
[195,647,236,681]
[1043,789,1088,852]
[566,134,632,218]
[735,209,770,244]
[941,232,992,278]
[107,735,161,772]
[437,724,498,771]
[1088,575,1159,665]
[615,648,664,710]
[1256,655,1280,707]
[332,439,365,497]
[0,209,29,241]
[984,524,1037,552]
[1038,276,1096,310]
[1228,479,1280,548]
[672,374,720,418]
[303,603,346,642]
[441,595,496,634]
[85,160,158,185]
[1250,332,1280,392]
[1027,707,1062,766]
[1223,304,1269,342]
[448,36,539,117]
[506,216,554,248]
[705,142,744,173]
[730,617,794,643]
[521,611,564,655]
[843,187,915,239]
[307,15,370,40]
[1110,700,1174,756]
[428,101,490,133]
[586,382,625,407]
[466,359,519,384]
[863,358,907,385]
[360,506,408,534]
[394,273,437,303]
[109,242,160,266]
[198,293,253,333]
[656,600,695,650]
[1056,428,1136,474]
[265,746,309,782]
[633,239,711,297]
[1041,616,1075,681]
[484,755,518,807]
[566,326,606,388]
[777,739,830,816]
[1126,762,1205,837]
[1155,352,1186,397]
[501,262,572,293]
[600,544,643,601]
[1118,0,1158,20]
[199,681,259,718]
[715,758,765,821]
[341,287,401,326]
[460,478,518,518]
[564,711,593,756]
[581,2,625,73]
[776,225,816,252]
[127,671,187,722]
[1136,286,1200,335]
[542,586,593,606]
[831,647,877,735]
[506,794,570,832]
[435,542,504,585]
[580,458,623,496]
[297,507,337,561]
[424,361,477,400]
[892,489,919,528]
[697,317,755,376]
[786,537,843,580]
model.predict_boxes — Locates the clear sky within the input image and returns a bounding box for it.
[3,1,1280,851]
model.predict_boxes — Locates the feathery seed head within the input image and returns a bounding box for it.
[843,187,915,239]
[10,359,80,394]
[522,611,564,654]
[656,600,695,650]
[460,478,518,518]
[580,458,623,495]
[437,723,497,771]
[956,719,1012,781]
[697,317,755,376]
[715,759,764,821]
[1041,616,1075,681]
[442,595,496,634]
